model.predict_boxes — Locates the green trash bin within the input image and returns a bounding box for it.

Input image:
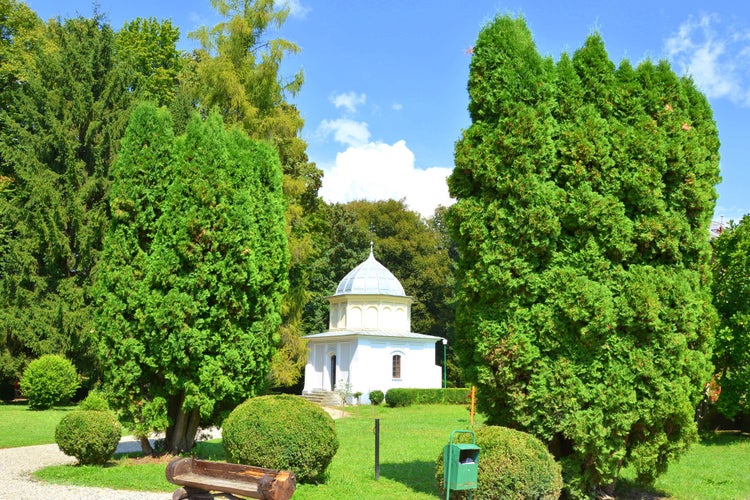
[443,430,479,497]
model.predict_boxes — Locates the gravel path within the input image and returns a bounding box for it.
[0,437,174,500]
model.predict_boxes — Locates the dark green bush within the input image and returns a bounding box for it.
[222,394,339,483]
[55,410,121,465]
[369,390,384,405]
[385,388,414,407]
[78,390,110,411]
[435,426,563,499]
[20,354,80,409]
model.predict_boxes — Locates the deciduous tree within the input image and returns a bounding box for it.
[711,215,750,420]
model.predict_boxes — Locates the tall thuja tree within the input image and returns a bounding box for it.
[448,15,559,421]
[93,103,175,453]
[711,215,750,420]
[97,108,289,453]
[185,0,322,387]
[448,15,719,496]
[0,13,131,383]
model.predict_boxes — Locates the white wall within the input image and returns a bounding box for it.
[303,337,443,402]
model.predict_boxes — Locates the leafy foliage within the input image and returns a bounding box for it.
[385,388,471,407]
[711,215,750,419]
[448,15,719,495]
[435,426,563,500]
[78,390,111,411]
[20,354,80,409]
[222,394,339,483]
[116,17,182,105]
[55,409,121,465]
[385,388,413,408]
[369,390,385,405]
[95,104,289,453]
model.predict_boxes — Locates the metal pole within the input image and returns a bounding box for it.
[374,418,380,480]
[442,339,447,401]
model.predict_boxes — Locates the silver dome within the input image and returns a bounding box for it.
[334,248,406,296]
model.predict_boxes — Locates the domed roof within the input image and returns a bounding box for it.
[335,246,406,296]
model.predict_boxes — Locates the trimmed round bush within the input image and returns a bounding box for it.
[222,394,338,483]
[20,354,80,409]
[55,410,122,465]
[435,425,563,499]
[369,389,384,405]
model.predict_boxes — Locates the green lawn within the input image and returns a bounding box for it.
[0,403,78,448]
[33,404,482,498]
[617,431,750,500]
[6,402,750,499]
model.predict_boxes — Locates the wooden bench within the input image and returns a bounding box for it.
[166,457,296,500]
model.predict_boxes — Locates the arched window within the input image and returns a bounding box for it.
[392,354,401,379]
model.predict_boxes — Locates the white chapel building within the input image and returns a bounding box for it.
[302,246,444,404]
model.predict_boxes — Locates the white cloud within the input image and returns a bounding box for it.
[284,0,311,18]
[665,14,750,106]
[319,140,454,218]
[391,102,403,111]
[330,92,367,113]
[316,118,371,147]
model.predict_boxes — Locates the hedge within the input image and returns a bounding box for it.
[385,388,471,407]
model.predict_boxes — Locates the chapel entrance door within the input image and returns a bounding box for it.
[329,354,337,391]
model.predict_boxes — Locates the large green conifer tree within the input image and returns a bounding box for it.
[448,16,719,495]
[96,104,288,453]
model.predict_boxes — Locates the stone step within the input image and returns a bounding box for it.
[300,391,341,407]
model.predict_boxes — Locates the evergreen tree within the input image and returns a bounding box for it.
[183,0,322,387]
[448,15,719,495]
[0,7,184,388]
[96,105,288,453]
[0,12,130,383]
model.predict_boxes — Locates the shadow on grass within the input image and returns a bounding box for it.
[614,478,671,499]
[192,441,225,461]
[699,430,750,446]
[379,460,439,496]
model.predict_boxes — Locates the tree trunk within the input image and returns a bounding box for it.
[139,436,154,456]
[167,402,201,453]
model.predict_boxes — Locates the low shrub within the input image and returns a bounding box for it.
[385,388,471,407]
[435,425,563,499]
[78,390,110,411]
[55,410,122,465]
[222,394,339,483]
[385,388,414,407]
[369,390,384,405]
[20,354,80,409]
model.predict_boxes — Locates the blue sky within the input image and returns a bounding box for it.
[26,1,750,223]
